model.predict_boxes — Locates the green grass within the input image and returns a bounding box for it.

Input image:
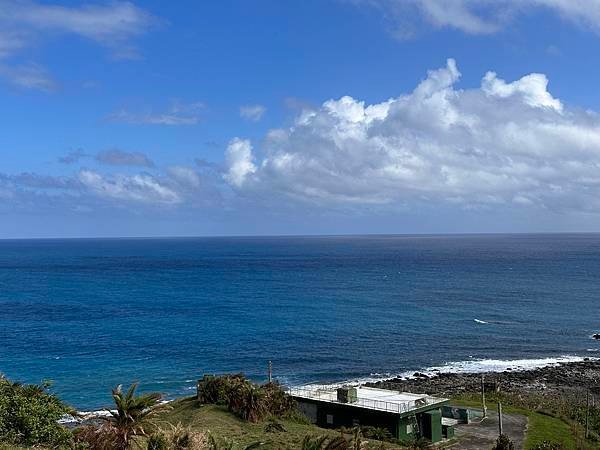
[156,396,401,449]
[450,398,577,449]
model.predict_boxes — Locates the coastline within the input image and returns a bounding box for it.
[61,355,599,425]
[365,357,600,399]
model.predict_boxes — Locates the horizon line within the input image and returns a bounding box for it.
[1,230,599,241]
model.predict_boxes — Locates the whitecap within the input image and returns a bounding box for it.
[291,355,596,390]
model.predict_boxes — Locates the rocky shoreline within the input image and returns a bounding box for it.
[365,359,600,399]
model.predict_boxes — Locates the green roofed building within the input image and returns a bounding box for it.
[289,385,451,443]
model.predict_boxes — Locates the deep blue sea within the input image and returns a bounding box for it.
[1,234,599,410]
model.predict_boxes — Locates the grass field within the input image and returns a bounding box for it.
[156,396,401,449]
[450,398,577,449]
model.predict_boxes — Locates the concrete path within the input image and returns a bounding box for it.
[452,410,528,450]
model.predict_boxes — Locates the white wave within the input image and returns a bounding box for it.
[416,355,593,376]
[59,399,174,425]
[473,319,488,324]
[293,355,596,390]
[587,348,599,352]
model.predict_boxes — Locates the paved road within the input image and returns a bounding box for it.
[453,410,528,450]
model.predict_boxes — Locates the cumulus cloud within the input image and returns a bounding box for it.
[95,149,154,167]
[108,101,204,126]
[350,0,600,36]
[78,170,180,204]
[222,59,600,213]
[482,71,563,111]
[223,138,257,188]
[240,104,266,122]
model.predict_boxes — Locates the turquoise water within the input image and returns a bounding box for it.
[0,234,598,409]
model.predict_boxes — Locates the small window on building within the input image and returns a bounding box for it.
[326,414,334,425]
[406,424,413,434]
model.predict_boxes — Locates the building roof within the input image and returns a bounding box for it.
[289,386,448,416]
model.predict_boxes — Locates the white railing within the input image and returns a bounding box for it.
[288,387,436,414]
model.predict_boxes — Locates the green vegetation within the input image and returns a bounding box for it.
[155,397,341,449]
[492,434,515,450]
[0,376,72,448]
[196,375,295,423]
[450,394,590,450]
[1,372,594,450]
[74,383,164,450]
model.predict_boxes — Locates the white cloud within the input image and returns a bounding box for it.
[0,63,57,92]
[482,71,563,112]
[222,59,600,213]
[167,166,201,188]
[0,1,157,89]
[223,138,256,188]
[78,170,180,204]
[351,0,600,36]
[240,104,266,122]
[0,0,156,59]
[108,101,204,126]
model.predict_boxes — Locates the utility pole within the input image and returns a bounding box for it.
[585,389,590,439]
[268,360,272,383]
[481,374,487,418]
[498,402,503,436]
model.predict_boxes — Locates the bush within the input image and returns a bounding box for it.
[492,434,515,450]
[197,374,245,406]
[0,376,72,448]
[147,432,169,450]
[197,375,295,423]
[262,382,296,417]
[359,426,392,442]
[226,382,266,423]
[145,425,207,450]
[74,424,120,450]
[263,418,286,433]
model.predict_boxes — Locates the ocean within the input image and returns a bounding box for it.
[0,234,598,410]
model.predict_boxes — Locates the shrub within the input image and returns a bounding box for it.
[492,434,515,450]
[359,426,392,442]
[0,376,72,448]
[147,432,169,450]
[300,428,366,450]
[74,424,120,450]
[263,418,286,433]
[227,383,266,423]
[262,382,296,417]
[197,375,295,423]
[206,432,263,450]
[145,425,207,450]
[400,437,430,450]
[197,375,246,406]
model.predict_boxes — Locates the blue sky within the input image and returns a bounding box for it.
[3,0,600,237]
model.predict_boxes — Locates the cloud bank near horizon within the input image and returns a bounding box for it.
[4,59,600,229]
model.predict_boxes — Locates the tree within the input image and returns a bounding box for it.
[0,376,72,447]
[107,383,162,450]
